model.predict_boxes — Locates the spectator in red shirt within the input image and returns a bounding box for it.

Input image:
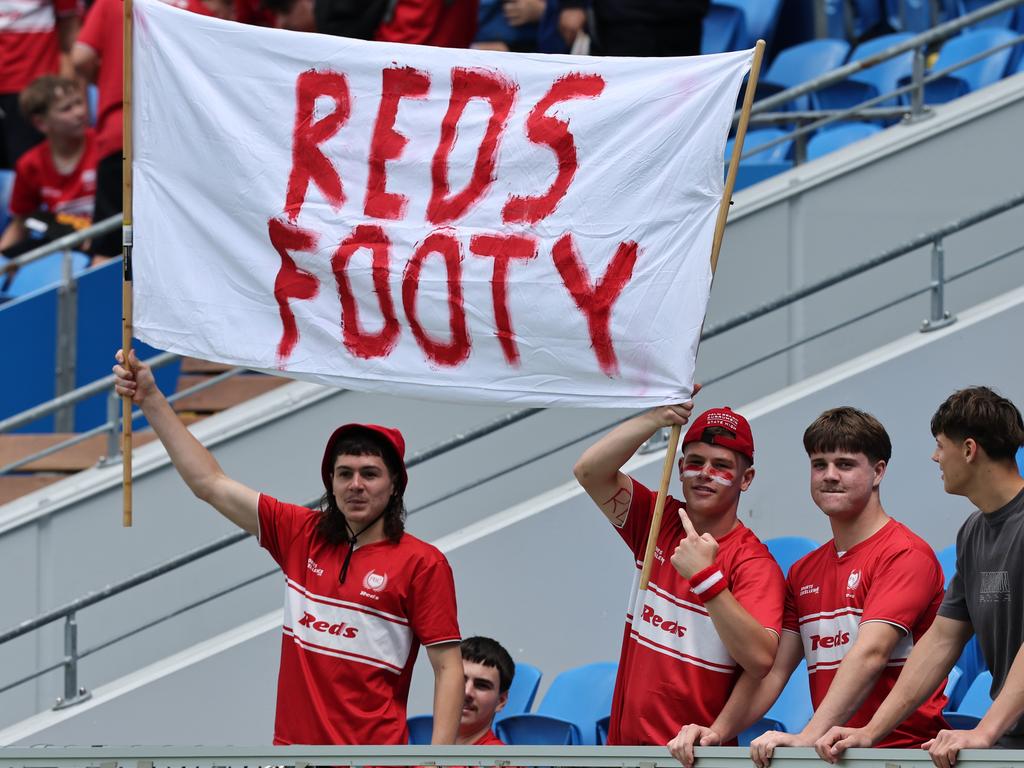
[0,75,96,259]
[71,0,121,259]
[0,0,81,169]
[457,637,514,746]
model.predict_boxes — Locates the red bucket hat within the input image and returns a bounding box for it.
[321,424,408,493]
[682,407,754,463]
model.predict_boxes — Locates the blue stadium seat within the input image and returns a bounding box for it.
[806,122,882,160]
[944,664,964,699]
[496,662,617,746]
[765,659,814,733]
[0,168,14,233]
[765,536,818,576]
[886,0,950,33]
[595,714,611,745]
[948,636,988,710]
[727,128,794,191]
[0,251,90,300]
[406,713,433,745]
[495,662,543,723]
[818,0,885,42]
[716,0,784,49]
[957,0,1017,30]
[944,711,982,729]
[87,85,99,127]
[702,3,745,54]
[918,29,1018,103]
[815,33,916,110]
[0,285,59,432]
[949,670,993,719]
[936,543,957,586]
[738,716,788,746]
[1016,445,1024,475]
[758,39,851,111]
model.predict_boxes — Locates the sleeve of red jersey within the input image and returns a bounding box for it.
[75,0,108,50]
[860,547,944,632]
[730,553,786,636]
[407,552,461,646]
[256,493,305,568]
[611,477,658,558]
[782,576,800,634]
[9,157,42,218]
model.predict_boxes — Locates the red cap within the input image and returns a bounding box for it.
[321,424,408,493]
[682,407,754,463]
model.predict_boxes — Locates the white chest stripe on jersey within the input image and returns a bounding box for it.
[282,578,412,673]
[624,568,735,674]
[801,612,915,674]
[0,0,55,33]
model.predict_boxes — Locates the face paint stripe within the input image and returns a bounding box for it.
[681,468,735,487]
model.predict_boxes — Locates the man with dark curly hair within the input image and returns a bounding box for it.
[113,348,464,746]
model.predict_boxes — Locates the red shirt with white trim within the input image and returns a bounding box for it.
[75,0,121,160]
[9,128,97,224]
[0,0,80,95]
[608,478,785,746]
[258,494,461,745]
[783,519,948,747]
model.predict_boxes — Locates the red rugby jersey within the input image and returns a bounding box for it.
[783,519,948,747]
[0,0,80,95]
[608,478,785,746]
[259,494,461,745]
[9,128,97,223]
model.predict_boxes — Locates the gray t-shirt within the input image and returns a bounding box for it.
[939,487,1024,747]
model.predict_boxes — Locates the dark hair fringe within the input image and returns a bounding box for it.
[460,636,516,693]
[803,406,892,465]
[931,386,1024,462]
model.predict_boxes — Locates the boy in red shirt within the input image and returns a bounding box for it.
[0,75,96,259]
[457,636,514,746]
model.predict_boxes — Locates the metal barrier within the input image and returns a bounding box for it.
[734,0,1024,163]
[2,746,1024,768]
[1,192,1021,714]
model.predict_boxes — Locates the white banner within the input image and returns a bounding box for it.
[132,0,751,407]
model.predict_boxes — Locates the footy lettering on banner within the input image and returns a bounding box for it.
[131,0,755,406]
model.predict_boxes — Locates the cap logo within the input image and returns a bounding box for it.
[704,411,740,432]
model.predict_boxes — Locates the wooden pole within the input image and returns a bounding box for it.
[122,0,134,527]
[638,40,766,591]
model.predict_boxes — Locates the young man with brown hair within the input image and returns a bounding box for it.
[112,349,464,746]
[670,407,948,767]
[575,403,785,747]
[818,388,1024,766]
[457,636,515,746]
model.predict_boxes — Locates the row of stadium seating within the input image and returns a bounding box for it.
[405,533,1023,746]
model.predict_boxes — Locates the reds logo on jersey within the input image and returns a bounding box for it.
[363,570,388,592]
[847,569,861,589]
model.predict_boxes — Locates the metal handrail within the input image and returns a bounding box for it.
[7,213,120,269]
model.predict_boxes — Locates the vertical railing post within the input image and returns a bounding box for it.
[53,612,91,709]
[53,248,78,432]
[909,46,928,121]
[921,237,956,332]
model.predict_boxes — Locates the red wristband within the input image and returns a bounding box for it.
[690,565,727,603]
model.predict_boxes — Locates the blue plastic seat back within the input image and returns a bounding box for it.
[0,168,15,232]
[738,716,787,746]
[533,661,618,746]
[820,0,885,41]
[406,713,433,745]
[702,3,744,54]
[949,636,988,709]
[806,122,882,160]
[944,711,982,729]
[1016,445,1024,475]
[1,251,90,299]
[936,543,958,587]
[957,0,1017,29]
[765,536,818,576]
[759,39,851,111]
[0,286,59,432]
[954,670,993,718]
[496,713,581,745]
[728,128,793,164]
[495,662,542,722]
[717,0,783,49]
[817,33,916,109]
[595,714,611,745]
[765,659,814,733]
[886,0,949,32]
[944,664,964,699]
[926,29,1018,102]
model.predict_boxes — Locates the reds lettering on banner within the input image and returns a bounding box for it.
[131,0,754,407]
